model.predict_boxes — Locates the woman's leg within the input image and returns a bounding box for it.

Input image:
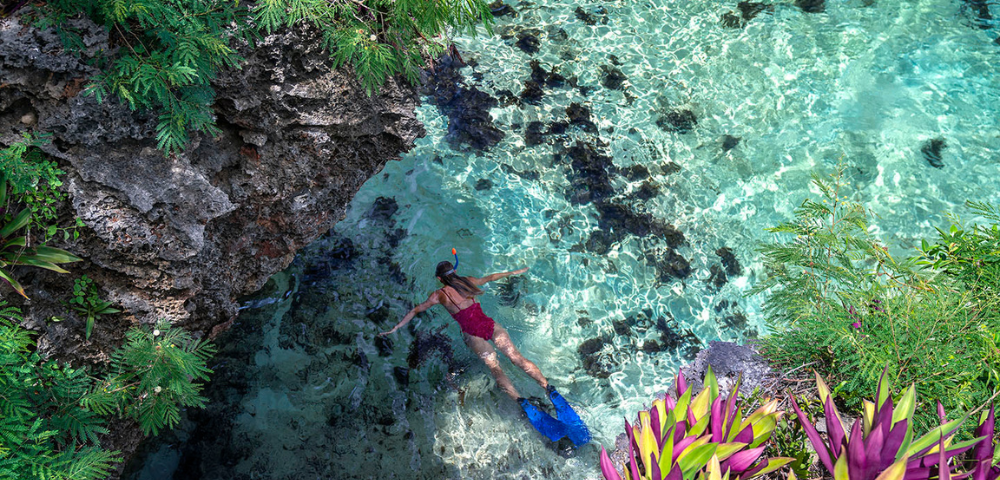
[463,332,520,400]
[492,324,549,390]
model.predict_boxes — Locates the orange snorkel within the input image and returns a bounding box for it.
[452,248,459,271]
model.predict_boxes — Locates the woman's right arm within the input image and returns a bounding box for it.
[471,267,529,286]
[378,291,441,336]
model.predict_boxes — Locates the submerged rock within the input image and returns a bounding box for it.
[566,102,598,132]
[574,6,605,25]
[721,134,741,152]
[601,65,628,90]
[525,121,546,146]
[653,248,692,281]
[474,178,494,191]
[962,0,993,28]
[716,247,742,276]
[577,336,618,378]
[656,316,702,360]
[656,109,698,134]
[515,31,541,54]
[921,137,947,168]
[406,331,455,370]
[489,0,517,17]
[721,11,743,28]
[422,53,504,151]
[707,264,728,289]
[520,81,545,105]
[795,0,824,13]
[739,1,773,21]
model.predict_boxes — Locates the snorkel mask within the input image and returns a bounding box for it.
[444,248,459,275]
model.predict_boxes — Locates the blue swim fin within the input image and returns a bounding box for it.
[519,398,567,442]
[547,386,591,446]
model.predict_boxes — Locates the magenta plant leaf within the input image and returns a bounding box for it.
[790,395,834,473]
[628,434,641,480]
[847,421,867,480]
[651,452,661,480]
[883,418,909,469]
[734,424,753,445]
[721,445,766,473]
[600,446,623,480]
[824,395,846,459]
[676,371,688,397]
[863,421,885,480]
[711,396,725,443]
[973,406,995,463]
[652,405,662,450]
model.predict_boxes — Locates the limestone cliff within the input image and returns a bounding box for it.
[0,14,424,469]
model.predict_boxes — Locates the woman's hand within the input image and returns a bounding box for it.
[377,328,396,337]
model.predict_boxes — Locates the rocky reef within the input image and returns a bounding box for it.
[0,14,423,472]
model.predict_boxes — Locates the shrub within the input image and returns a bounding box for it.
[24,0,493,154]
[1,139,82,298]
[84,320,216,435]
[752,167,1000,431]
[67,275,121,340]
[0,302,216,478]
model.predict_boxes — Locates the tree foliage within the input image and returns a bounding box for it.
[0,303,215,478]
[753,167,1000,432]
[26,0,493,155]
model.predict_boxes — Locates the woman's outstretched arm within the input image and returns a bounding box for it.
[378,291,441,336]
[471,267,529,286]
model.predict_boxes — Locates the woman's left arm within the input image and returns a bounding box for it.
[378,292,441,336]
[472,267,529,285]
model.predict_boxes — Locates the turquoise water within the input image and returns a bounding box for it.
[129,0,999,478]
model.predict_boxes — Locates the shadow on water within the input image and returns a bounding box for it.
[123,197,482,479]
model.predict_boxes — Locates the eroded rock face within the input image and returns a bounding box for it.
[0,16,424,355]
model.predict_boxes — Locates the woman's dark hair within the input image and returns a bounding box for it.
[436,261,483,297]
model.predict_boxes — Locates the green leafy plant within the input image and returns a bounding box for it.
[0,301,119,480]
[67,275,121,340]
[26,0,494,154]
[918,201,1000,299]
[600,368,793,480]
[84,321,216,435]
[1,176,82,299]
[1,302,217,478]
[753,167,1000,431]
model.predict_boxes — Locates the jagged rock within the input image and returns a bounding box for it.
[921,137,946,168]
[678,341,773,398]
[0,15,424,475]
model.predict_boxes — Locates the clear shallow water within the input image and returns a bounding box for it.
[130,0,999,478]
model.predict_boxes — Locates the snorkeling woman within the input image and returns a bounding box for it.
[378,253,590,445]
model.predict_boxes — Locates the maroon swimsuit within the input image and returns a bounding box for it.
[441,287,495,340]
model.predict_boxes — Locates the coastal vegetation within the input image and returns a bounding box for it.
[602,169,999,479]
[17,0,493,154]
[752,168,1000,432]
[0,302,214,480]
[600,367,1000,480]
